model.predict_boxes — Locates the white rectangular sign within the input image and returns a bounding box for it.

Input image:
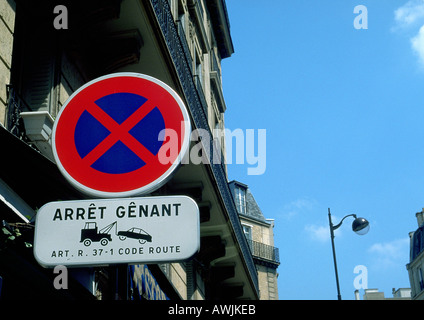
[33,196,199,267]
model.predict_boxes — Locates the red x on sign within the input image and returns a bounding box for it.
[52,73,191,198]
[79,96,158,168]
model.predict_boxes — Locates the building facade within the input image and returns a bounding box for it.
[354,288,411,300]
[0,0,262,300]
[228,181,280,300]
[407,209,424,300]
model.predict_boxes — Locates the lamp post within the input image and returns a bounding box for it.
[328,208,370,300]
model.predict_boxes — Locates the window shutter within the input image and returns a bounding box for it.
[21,45,55,113]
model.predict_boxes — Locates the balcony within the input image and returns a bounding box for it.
[247,239,280,266]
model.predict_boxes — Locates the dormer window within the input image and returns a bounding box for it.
[235,185,246,214]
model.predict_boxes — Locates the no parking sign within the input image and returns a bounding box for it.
[52,73,191,198]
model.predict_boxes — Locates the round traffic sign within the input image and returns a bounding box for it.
[52,73,190,198]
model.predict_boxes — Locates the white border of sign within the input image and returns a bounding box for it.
[52,72,191,198]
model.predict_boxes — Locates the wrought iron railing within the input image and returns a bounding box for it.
[150,0,259,293]
[247,239,280,265]
[5,85,31,139]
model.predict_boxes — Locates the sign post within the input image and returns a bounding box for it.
[33,196,199,267]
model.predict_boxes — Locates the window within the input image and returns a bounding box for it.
[242,224,252,241]
[14,7,58,116]
[195,50,203,82]
[177,0,186,33]
[235,186,246,214]
[412,227,424,260]
[419,268,424,291]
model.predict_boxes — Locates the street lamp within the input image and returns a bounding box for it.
[328,208,369,300]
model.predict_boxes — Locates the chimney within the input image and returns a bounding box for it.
[416,209,424,227]
[354,290,360,300]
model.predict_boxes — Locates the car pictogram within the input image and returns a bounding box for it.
[117,227,152,244]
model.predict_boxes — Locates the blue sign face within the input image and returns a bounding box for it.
[74,92,165,175]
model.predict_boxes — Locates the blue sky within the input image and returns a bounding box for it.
[222,0,424,300]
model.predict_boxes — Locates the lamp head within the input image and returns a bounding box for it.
[352,217,370,235]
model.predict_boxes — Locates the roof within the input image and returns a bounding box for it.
[228,180,269,223]
[206,0,234,59]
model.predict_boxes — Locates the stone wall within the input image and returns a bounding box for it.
[0,0,15,126]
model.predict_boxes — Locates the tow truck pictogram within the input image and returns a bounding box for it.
[80,221,117,247]
[80,221,152,246]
